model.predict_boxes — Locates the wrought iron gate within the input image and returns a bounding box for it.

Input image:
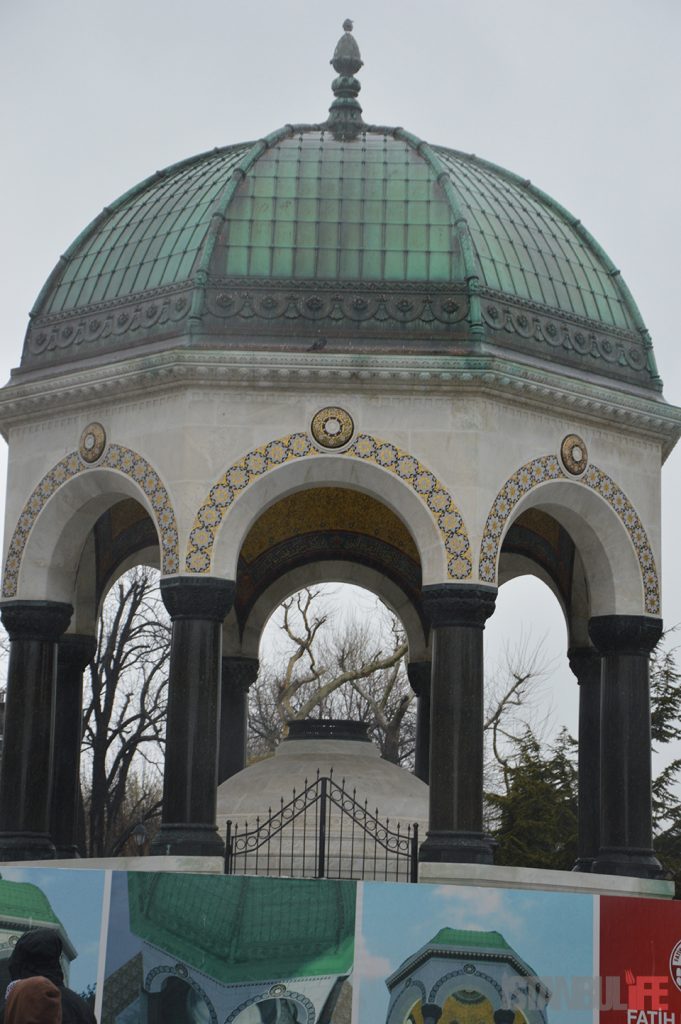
[224,769,419,882]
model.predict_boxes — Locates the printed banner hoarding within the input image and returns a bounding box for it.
[0,868,679,1022]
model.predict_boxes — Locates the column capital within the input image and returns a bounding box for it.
[567,645,601,686]
[421,585,496,629]
[58,634,97,675]
[589,615,662,657]
[221,655,259,693]
[420,1005,443,1024]
[0,601,72,642]
[161,577,235,622]
[406,660,431,698]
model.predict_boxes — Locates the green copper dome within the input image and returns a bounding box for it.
[20,23,659,393]
[0,879,61,926]
[127,874,355,985]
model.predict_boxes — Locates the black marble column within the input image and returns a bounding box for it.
[219,656,259,784]
[589,614,664,878]
[407,661,431,784]
[151,577,234,857]
[51,634,96,859]
[568,646,602,873]
[420,1005,442,1024]
[493,1011,515,1024]
[418,584,496,865]
[0,600,72,860]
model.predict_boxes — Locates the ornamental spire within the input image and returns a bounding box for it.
[327,19,364,139]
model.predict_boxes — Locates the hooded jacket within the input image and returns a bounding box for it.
[5,976,62,1024]
[0,930,95,1024]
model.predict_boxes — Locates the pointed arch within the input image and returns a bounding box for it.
[185,431,472,581]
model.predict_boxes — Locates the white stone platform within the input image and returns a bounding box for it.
[2,855,224,873]
[418,861,675,899]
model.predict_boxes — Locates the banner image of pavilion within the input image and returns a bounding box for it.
[101,872,356,1024]
[355,882,594,1024]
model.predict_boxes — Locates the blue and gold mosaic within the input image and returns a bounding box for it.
[478,455,660,615]
[185,432,472,579]
[2,444,179,598]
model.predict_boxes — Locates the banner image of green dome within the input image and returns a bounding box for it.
[355,881,594,1024]
[0,868,104,1010]
[102,872,356,1024]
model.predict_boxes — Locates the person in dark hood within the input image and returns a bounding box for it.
[0,929,95,1024]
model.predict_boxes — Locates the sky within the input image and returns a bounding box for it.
[2,1,681,741]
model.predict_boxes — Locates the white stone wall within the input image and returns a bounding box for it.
[0,354,668,627]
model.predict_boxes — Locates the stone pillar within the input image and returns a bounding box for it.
[51,634,96,858]
[420,1005,442,1024]
[418,584,496,865]
[0,601,72,860]
[219,656,259,784]
[568,645,602,872]
[151,577,234,857]
[589,614,664,878]
[493,1012,515,1024]
[407,661,431,784]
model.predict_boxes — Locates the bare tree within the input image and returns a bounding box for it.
[81,565,170,856]
[248,588,415,764]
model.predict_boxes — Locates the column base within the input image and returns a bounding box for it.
[150,823,225,858]
[419,830,495,865]
[54,845,81,860]
[0,832,56,861]
[572,857,595,873]
[592,846,668,879]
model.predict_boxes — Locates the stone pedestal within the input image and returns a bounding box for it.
[418,585,496,865]
[151,577,234,857]
[589,615,664,879]
[0,601,72,860]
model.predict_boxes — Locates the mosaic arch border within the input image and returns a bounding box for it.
[478,455,660,615]
[2,445,180,598]
[185,432,472,580]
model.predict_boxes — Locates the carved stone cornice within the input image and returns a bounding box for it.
[2,349,680,456]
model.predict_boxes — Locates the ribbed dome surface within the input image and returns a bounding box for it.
[41,131,634,330]
[20,23,659,393]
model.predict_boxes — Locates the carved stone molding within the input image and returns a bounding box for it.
[3,351,678,457]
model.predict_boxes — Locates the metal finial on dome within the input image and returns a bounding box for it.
[327,19,364,140]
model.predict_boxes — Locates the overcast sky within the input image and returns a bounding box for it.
[2,0,680,738]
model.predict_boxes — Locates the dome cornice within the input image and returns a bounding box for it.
[1,349,679,458]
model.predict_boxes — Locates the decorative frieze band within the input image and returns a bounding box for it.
[478,455,660,614]
[2,445,180,598]
[186,432,472,581]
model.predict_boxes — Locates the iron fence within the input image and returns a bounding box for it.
[224,769,419,882]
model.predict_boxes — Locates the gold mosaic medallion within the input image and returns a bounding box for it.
[560,434,588,476]
[311,407,354,449]
[79,422,106,463]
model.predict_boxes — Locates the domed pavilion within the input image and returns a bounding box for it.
[0,22,679,877]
